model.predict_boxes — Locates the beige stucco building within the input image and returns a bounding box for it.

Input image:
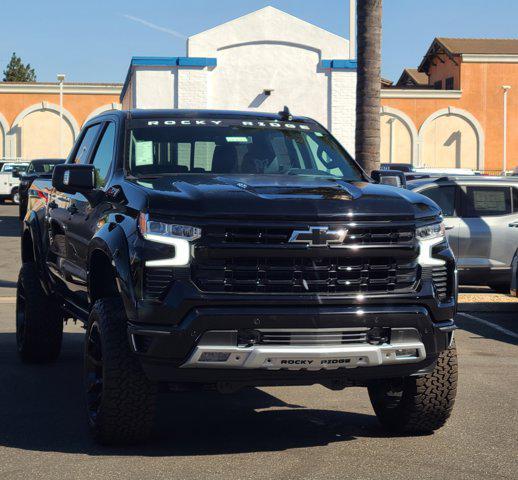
[0,83,122,161]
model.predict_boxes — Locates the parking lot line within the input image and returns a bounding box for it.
[458,312,518,340]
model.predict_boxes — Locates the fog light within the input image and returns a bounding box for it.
[199,352,231,362]
[395,348,419,358]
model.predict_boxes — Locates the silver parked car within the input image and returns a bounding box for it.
[408,176,518,292]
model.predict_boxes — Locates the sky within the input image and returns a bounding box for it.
[1,0,517,84]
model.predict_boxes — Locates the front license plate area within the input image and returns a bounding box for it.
[265,356,368,370]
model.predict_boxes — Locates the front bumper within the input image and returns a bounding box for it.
[182,329,426,370]
[128,304,456,384]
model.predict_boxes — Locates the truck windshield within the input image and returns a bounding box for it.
[127,119,363,181]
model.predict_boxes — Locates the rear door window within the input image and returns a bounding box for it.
[419,185,457,217]
[462,186,512,217]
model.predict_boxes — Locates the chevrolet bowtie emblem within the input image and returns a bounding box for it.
[289,226,347,247]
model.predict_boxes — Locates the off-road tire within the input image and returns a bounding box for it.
[16,262,63,363]
[368,341,458,434]
[85,297,157,445]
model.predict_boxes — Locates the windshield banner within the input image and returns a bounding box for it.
[129,118,322,132]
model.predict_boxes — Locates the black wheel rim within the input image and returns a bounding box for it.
[16,279,26,351]
[85,321,103,424]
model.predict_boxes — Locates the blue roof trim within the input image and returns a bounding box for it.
[321,59,357,70]
[131,56,179,67]
[177,57,217,67]
[131,56,217,67]
[120,56,218,101]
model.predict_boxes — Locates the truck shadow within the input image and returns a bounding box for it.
[0,331,387,457]
[0,214,21,237]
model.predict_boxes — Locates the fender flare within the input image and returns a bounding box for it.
[23,211,52,293]
[88,223,138,322]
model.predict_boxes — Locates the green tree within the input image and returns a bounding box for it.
[3,52,36,82]
[355,0,382,174]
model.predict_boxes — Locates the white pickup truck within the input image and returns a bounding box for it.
[0,162,29,204]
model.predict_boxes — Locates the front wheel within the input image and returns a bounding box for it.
[11,190,20,205]
[368,341,458,434]
[84,297,157,445]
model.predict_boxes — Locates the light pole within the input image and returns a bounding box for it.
[349,0,356,60]
[502,86,511,173]
[57,74,66,157]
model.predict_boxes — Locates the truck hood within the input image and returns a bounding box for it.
[133,175,440,220]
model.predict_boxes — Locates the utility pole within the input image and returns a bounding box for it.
[57,73,66,157]
[502,85,511,173]
[349,0,356,60]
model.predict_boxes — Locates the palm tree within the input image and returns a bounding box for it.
[355,0,382,174]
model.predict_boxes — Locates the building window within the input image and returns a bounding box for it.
[434,80,443,90]
[445,77,454,90]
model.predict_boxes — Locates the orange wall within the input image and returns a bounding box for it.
[382,61,518,171]
[0,91,121,127]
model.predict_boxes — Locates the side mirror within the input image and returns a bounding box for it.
[52,164,95,195]
[371,169,407,189]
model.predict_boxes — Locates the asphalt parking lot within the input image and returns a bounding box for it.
[0,203,516,480]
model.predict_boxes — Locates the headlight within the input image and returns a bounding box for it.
[416,222,446,267]
[416,222,445,241]
[138,213,201,267]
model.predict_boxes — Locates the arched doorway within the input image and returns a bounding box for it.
[380,106,418,165]
[418,107,484,170]
[9,102,79,160]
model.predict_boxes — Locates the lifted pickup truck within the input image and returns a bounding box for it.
[18,109,458,444]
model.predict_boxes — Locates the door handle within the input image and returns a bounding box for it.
[67,204,78,215]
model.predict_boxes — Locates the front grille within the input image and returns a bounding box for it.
[144,268,174,300]
[432,264,452,301]
[193,256,419,294]
[258,328,369,346]
[209,224,414,246]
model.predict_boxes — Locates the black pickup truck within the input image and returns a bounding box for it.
[18,109,458,444]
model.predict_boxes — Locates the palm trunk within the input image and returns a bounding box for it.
[355,0,382,174]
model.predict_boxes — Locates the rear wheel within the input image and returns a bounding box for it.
[16,262,63,363]
[368,341,458,434]
[84,297,157,445]
[11,189,19,205]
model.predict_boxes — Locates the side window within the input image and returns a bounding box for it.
[72,124,101,164]
[463,186,512,217]
[513,187,518,213]
[421,185,456,217]
[90,123,116,188]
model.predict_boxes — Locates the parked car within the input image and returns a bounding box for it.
[415,167,476,176]
[380,163,415,173]
[408,176,518,292]
[0,162,29,204]
[18,158,65,220]
[19,109,457,444]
